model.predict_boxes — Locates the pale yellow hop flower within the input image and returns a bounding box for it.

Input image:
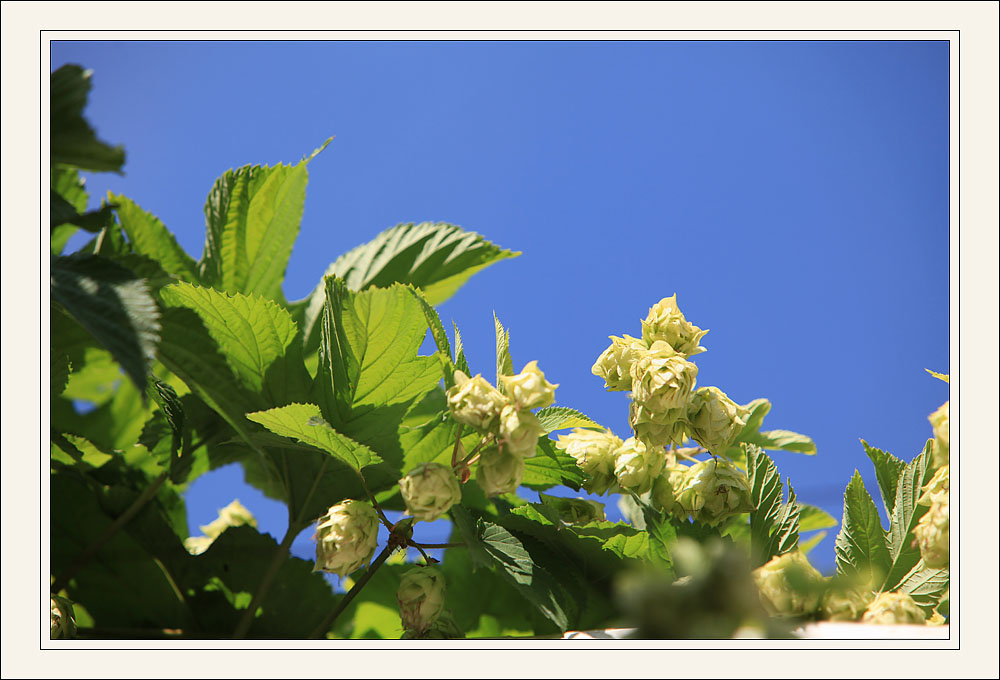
[314,499,380,577]
[752,551,825,617]
[630,341,698,415]
[613,436,667,496]
[446,370,506,431]
[687,386,750,456]
[500,360,558,410]
[592,335,648,391]
[650,463,693,520]
[640,294,708,357]
[915,467,949,570]
[555,428,622,495]
[861,591,926,625]
[399,462,462,522]
[397,567,447,635]
[677,458,754,526]
[184,499,258,555]
[498,404,545,456]
[477,447,526,497]
[928,401,949,468]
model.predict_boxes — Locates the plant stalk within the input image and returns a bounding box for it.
[231,523,300,639]
[308,544,393,639]
[51,470,168,594]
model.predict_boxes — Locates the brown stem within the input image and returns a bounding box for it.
[308,544,394,639]
[51,471,168,594]
[231,523,299,639]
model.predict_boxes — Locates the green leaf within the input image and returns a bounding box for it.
[797,504,838,532]
[834,471,891,586]
[156,305,266,451]
[52,165,87,212]
[535,406,603,434]
[246,403,381,472]
[200,141,329,302]
[474,518,570,631]
[314,278,440,483]
[882,441,932,591]
[521,438,584,490]
[50,65,125,172]
[51,254,160,394]
[52,352,71,398]
[159,282,303,401]
[410,287,456,388]
[895,562,949,610]
[747,445,800,567]
[799,531,827,556]
[745,429,817,455]
[453,322,471,375]
[862,440,907,519]
[494,312,513,392]
[294,221,519,348]
[111,194,200,283]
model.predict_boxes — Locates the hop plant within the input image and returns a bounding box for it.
[613,436,666,495]
[650,463,693,520]
[476,447,525,497]
[500,360,558,410]
[555,428,622,495]
[631,400,691,450]
[498,404,545,456]
[397,567,447,635]
[861,591,927,625]
[400,609,464,639]
[591,334,647,391]
[687,386,750,456]
[314,500,380,578]
[928,401,949,469]
[399,462,462,522]
[446,370,506,431]
[639,294,708,357]
[630,341,698,415]
[677,458,754,526]
[752,551,825,617]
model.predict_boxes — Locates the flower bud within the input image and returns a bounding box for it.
[928,401,949,468]
[314,499,380,577]
[677,458,754,526]
[555,428,622,495]
[592,335,647,391]
[752,551,825,617]
[446,370,506,431]
[640,294,708,357]
[613,436,666,495]
[476,447,525,497]
[861,591,926,625]
[687,386,750,456]
[50,596,77,639]
[400,609,464,639]
[397,567,447,635]
[184,499,258,555]
[498,405,545,456]
[630,341,698,415]
[914,483,949,569]
[650,463,692,520]
[399,462,462,522]
[500,360,558,410]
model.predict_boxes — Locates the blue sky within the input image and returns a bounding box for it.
[51,40,950,574]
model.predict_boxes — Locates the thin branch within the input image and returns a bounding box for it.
[231,523,299,639]
[409,541,465,550]
[51,470,168,593]
[308,544,394,639]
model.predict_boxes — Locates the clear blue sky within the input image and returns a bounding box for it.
[51,40,950,574]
